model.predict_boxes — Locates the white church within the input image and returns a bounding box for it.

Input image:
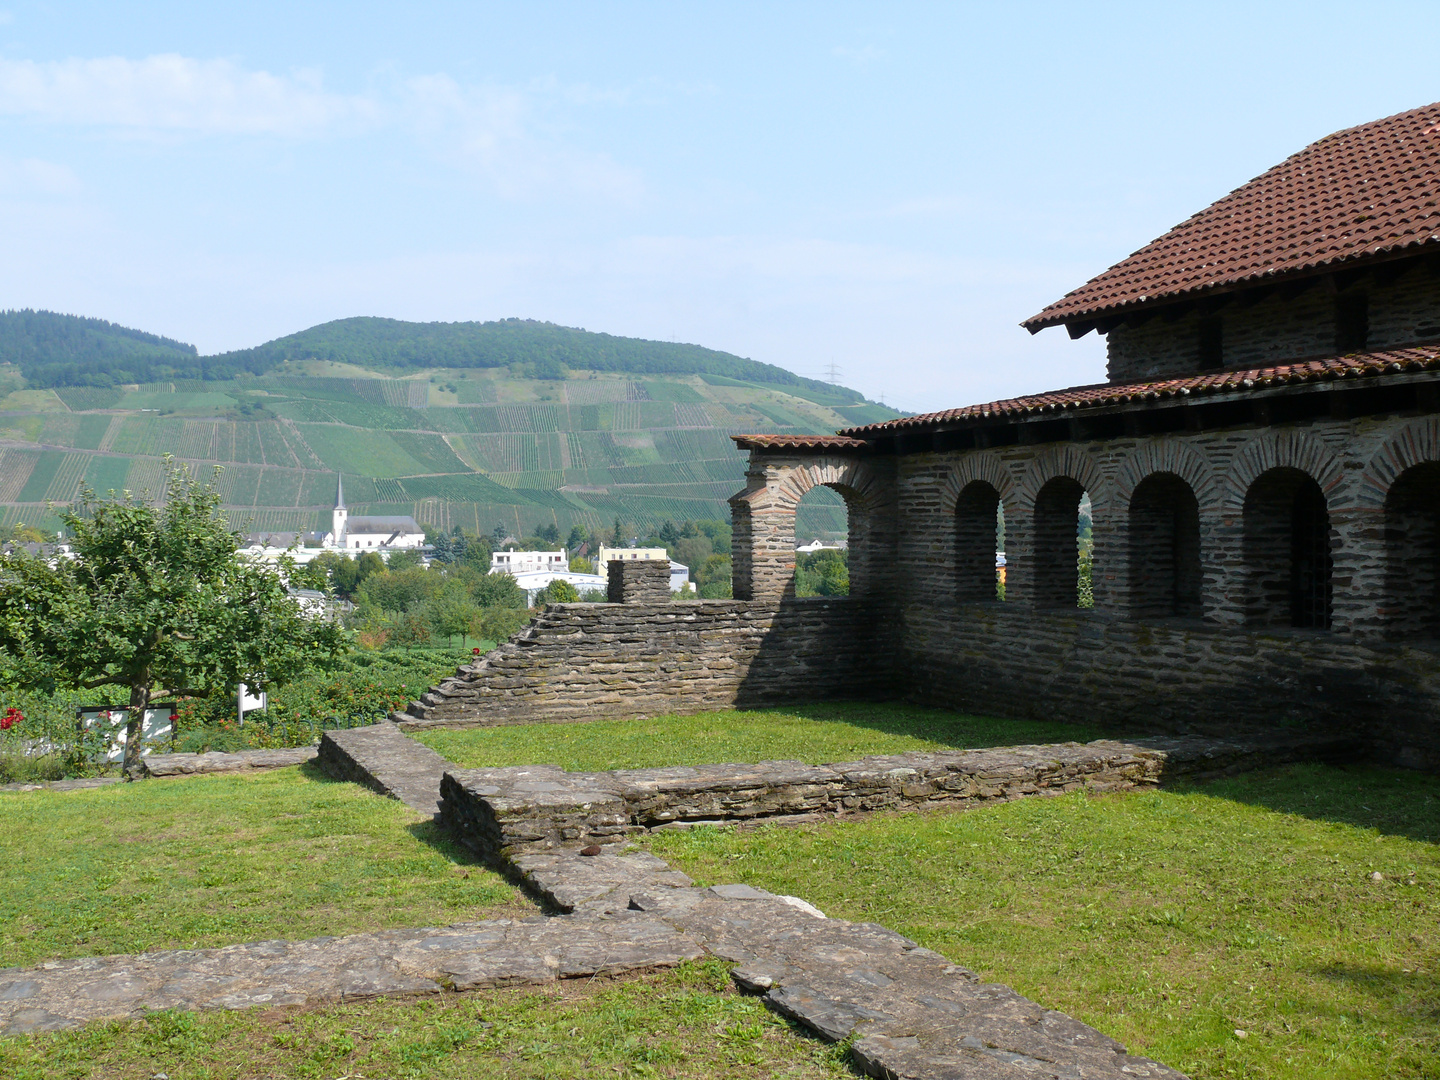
[323,475,425,551]
[242,475,424,561]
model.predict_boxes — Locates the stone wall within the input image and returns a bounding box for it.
[1106,268,1440,382]
[398,597,897,728]
[900,602,1436,768]
[735,407,1440,770]
[608,558,671,603]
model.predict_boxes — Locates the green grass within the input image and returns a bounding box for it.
[0,960,851,1079]
[414,703,1105,771]
[649,763,1440,1080]
[0,766,529,967]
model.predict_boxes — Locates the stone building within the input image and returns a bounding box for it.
[729,102,1440,769]
[399,103,1440,771]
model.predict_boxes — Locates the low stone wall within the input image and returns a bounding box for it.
[432,736,1327,861]
[901,602,1440,769]
[398,597,896,728]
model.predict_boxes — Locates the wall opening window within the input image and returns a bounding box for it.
[1335,291,1369,353]
[1197,315,1224,370]
[794,484,849,596]
[1128,473,1202,619]
[1382,462,1440,638]
[1243,467,1332,629]
[954,481,1004,601]
[1034,477,1090,609]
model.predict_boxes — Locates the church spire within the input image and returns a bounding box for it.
[336,472,346,510]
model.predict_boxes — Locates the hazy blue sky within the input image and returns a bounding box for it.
[2,2,1438,411]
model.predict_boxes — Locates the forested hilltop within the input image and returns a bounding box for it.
[4,311,863,401]
[0,310,199,387]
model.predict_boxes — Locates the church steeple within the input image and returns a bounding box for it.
[332,473,348,543]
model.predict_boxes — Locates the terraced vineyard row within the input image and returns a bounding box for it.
[0,369,892,537]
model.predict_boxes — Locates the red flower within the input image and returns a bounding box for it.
[0,707,21,730]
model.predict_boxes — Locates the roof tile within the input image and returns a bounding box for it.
[836,346,1440,436]
[1025,102,1440,330]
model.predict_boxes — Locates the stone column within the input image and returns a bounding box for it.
[607,559,672,603]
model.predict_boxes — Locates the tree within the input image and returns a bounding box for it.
[538,522,560,544]
[565,525,587,552]
[423,581,480,646]
[356,551,386,581]
[386,549,422,571]
[535,579,579,604]
[611,517,624,545]
[429,533,454,564]
[658,520,680,546]
[491,523,509,545]
[569,555,594,574]
[0,462,348,776]
[461,534,493,571]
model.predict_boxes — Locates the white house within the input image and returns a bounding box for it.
[795,539,848,554]
[491,549,569,574]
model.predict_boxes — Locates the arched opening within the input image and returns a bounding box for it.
[954,481,1004,601]
[1128,473,1202,619]
[795,484,849,596]
[1243,467,1332,629]
[1382,461,1440,638]
[1034,476,1090,609]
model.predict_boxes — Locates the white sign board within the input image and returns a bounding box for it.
[238,682,267,722]
[78,705,176,762]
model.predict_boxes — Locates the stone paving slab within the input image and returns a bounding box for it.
[0,776,123,793]
[142,746,318,778]
[317,722,454,815]
[0,914,705,1036]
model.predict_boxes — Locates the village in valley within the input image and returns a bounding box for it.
[0,8,1436,1080]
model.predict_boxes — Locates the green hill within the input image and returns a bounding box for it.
[4,311,866,402]
[0,312,902,542]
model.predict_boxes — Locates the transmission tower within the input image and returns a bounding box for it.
[823,362,842,385]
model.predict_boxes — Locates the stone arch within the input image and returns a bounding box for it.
[1359,417,1440,508]
[1017,444,1106,511]
[1223,429,1345,513]
[730,451,896,601]
[768,457,895,515]
[1114,438,1218,510]
[938,452,1017,515]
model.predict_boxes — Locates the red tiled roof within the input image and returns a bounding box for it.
[835,346,1440,436]
[1024,102,1440,331]
[731,434,869,451]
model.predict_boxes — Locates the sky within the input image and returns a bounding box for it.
[1,2,1438,413]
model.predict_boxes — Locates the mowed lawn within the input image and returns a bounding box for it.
[0,765,530,967]
[415,702,1107,770]
[0,961,850,1080]
[650,762,1440,1080]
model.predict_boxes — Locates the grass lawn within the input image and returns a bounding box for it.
[649,762,1440,1080]
[415,702,1107,771]
[0,961,852,1080]
[0,765,530,967]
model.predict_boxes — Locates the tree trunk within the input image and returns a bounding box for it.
[122,681,151,780]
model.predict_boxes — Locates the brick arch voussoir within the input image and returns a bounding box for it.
[1114,438,1219,510]
[1360,417,1440,508]
[772,457,887,513]
[939,453,1016,515]
[1224,429,1347,512]
[1018,445,1107,512]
